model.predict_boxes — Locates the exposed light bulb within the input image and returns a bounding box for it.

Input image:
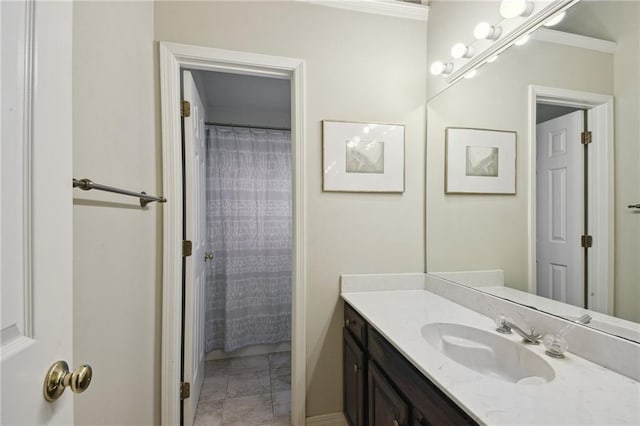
[500,0,533,19]
[464,69,477,79]
[543,11,566,27]
[487,55,499,63]
[474,22,501,40]
[514,34,531,46]
[430,61,453,76]
[451,43,474,59]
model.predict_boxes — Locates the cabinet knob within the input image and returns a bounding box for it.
[393,420,399,426]
[345,319,350,327]
[353,363,359,373]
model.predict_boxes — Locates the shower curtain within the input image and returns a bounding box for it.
[205,125,292,353]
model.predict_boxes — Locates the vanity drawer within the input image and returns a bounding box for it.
[344,303,367,347]
[368,328,477,426]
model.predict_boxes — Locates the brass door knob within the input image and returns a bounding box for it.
[204,252,214,261]
[43,361,92,402]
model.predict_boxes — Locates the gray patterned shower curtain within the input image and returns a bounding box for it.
[204,125,292,352]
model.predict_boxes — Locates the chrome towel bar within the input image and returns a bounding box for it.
[73,178,167,207]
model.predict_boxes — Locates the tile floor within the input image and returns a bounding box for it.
[193,352,291,426]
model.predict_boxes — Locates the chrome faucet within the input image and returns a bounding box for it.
[574,314,592,325]
[495,315,542,344]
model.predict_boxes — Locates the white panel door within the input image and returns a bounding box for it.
[1,1,75,424]
[182,70,207,425]
[536,110,584,307]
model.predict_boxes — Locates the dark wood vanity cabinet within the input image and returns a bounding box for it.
[343,303,367,426]
[344,329,366,426]
[343,302,478,426]
[368,361,409,426]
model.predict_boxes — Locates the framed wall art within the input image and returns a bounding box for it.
[322,120,405,192]
[445,127,516,194]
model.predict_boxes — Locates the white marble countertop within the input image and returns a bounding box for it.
[341,289,640,425]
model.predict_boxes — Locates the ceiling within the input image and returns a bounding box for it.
[192,70,291,114]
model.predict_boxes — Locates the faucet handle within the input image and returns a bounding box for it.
[543,333,568,358]
[495,315,512,334]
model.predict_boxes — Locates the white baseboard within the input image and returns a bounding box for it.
[205,342,291,361]
[306,413,348,426]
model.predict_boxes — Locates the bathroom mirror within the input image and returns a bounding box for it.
[425,0,640,342]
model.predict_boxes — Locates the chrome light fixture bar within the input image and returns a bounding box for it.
[444,0,580,86]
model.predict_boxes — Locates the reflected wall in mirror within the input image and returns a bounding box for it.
[426,0,640,341]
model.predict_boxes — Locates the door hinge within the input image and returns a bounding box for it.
[180,382,191,400]
[182,240,193,257]
[180,100,191,118]
[581,131,592,145]
[581,235,593,248]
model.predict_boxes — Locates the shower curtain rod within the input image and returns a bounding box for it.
[205,121,291,131]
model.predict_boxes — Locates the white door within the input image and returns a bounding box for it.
[182,70,207,425]
[1,1,76,424]
[536,110,584,307]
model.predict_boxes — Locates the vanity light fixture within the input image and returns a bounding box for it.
[451,43,474,59]
[499,0,534,19]
[430,61,454,76]
[543,11,566,27]
[514,34,531,46]
[463,69,477,79]
[474,22,502,41]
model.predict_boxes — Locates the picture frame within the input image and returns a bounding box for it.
[322,120,405,193]
[445,127,516,194]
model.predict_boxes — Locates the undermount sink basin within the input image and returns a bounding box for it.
[421,322,555,385]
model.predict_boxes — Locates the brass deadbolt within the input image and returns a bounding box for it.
[43,361,92,402]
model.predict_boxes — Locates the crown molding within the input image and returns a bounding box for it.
[303,0,429,21]
[534,28,616,54]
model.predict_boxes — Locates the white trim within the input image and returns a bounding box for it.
[159,42,306,426]
[527,85,614,314]
[534,28,617,54]
[303,0,428,21]
[588,104,615,315]
[306,413,348,426]
[205,342,291,361]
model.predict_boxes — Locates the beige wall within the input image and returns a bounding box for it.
[426,40,613,290]
[426,0,639,322]
[607,1,640,322]
[154,3,426,416]
[73,1,426,423]
[73,2,161,424]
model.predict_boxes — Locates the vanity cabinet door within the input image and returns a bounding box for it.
[344,329,366,426]
[344,303,367,346]
[368,361,408,426]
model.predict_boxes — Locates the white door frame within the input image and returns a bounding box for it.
[527,85,614,314]
[159,42,306,426]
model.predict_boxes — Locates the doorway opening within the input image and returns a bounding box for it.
[160,43,306,426]
[528,85,614,315]
[182,69,293,426]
